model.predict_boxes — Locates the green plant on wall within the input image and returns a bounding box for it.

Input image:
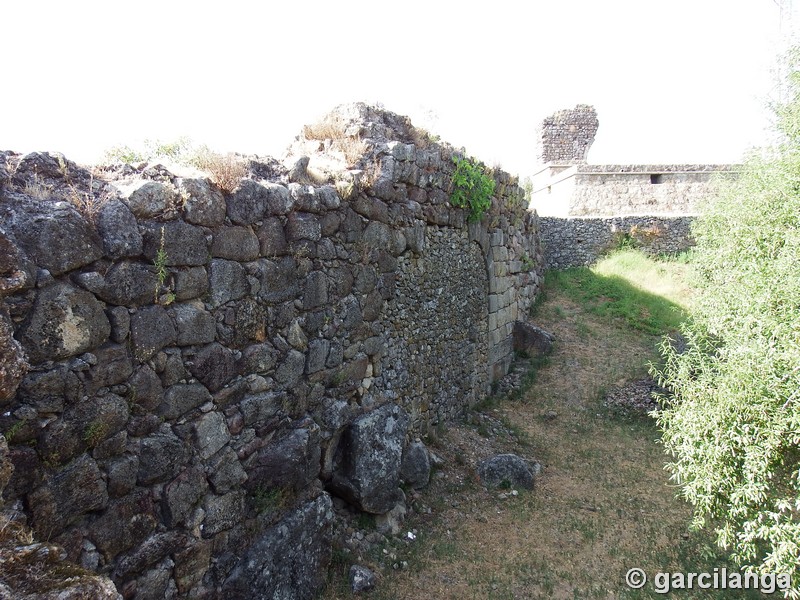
[450,156,495,222]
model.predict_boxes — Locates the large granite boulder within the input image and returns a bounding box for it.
[222,494,334,599]
[328,403,409,514]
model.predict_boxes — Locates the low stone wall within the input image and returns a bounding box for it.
[0,104,543,598]
[539,215,695,269]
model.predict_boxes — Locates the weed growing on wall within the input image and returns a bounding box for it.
[449,156,495,222]
[653,49,800,598]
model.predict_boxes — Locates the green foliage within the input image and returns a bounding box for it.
[252,486,290,515]
[153,226,168,303]
[449,156,495,222]
[545,250,687,335]
[4,419,25,444]
[653,51,800,597]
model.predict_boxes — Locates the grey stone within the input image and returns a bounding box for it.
[137,430,191,485]
[477,453,535,490]
[207,446,248,494]
[228,179,269,224]
[208,259,249,307]
[328,403,410,513]
[0,305,28,404]
[202,490,244,538]
[306,338,330,374]
[158,383,212,420]
[189,343,237,392]
[96,199,144,258]
[375,498,406,535]
[248,427,320,493]
[303,271,328,310]
[174,266,209,302]
[289,183,322,211]
[89,490,156,558]
[106,453,139,498]
[288,319,308,350]
[29,454,108,538]
[353,195,389,222]
[178,177,227,226]
[84,344,133,393]
[238,343,277,376]
[257,257,299,303]
[349,564,377,594]
[317,185,341,210]
[400,441,431,490]
[14,204,103,275]
[405,223,425,254]
[363,221,391,248]
[18,282,110,363]
[222,494,334,599]
[115,531,187,578]
[171,302,216,346]
[38,394,137,464]
[286,212,321,242]
[212,226,260,261]
[142,221,208,267]
[194,411,230,459]
[132,563,175,600]
[120,180,179,219]
[96,261,159,306]
[262,182,293,216]
[108,306,131,343]
[361,290,383,322]
[240,392,282,427]
[130,305,176,361]
[275,349,305,387]
[257,218,287,257]
[512,321,554,357]
[129,365,163,412]
[163,468,209,527]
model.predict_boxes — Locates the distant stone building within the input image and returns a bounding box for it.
[530,105,736,217]
[532,105,739,268]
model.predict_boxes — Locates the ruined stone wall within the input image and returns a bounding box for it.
[536,104,599,165]
[539,215,695,269]
[0,105,542,598]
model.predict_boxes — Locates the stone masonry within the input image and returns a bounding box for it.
[0,104,543,599]
[531,105,737,268]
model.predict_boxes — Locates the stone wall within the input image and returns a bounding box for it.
[539,215,695,269]
[568,164,733,216]
[536,105,599,165]
[0,104,542,599]
[531,163,734,218]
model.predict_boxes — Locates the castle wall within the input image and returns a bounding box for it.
[0,105,543,598]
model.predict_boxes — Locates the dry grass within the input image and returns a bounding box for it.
[333,137,368,168]
[22,174,52,200]
[194,150,247,194]
[303,116,368,168]
[303,118,348,141]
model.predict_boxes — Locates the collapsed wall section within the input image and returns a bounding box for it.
[0,104,543,599]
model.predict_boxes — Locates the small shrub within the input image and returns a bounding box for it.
[449,156,495,222]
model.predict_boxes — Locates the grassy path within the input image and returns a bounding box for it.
[323,251,761,599]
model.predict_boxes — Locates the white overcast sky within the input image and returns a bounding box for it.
[1,0,794,177]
